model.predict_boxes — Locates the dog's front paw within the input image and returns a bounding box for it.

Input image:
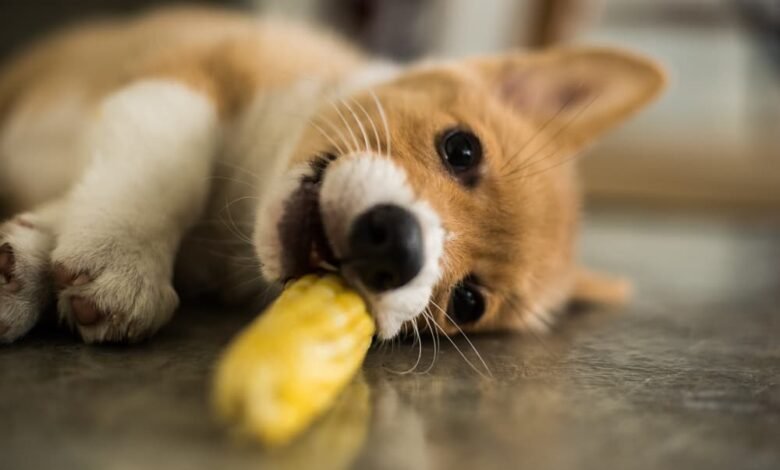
[0,219,54,343]
[52,245,178,343]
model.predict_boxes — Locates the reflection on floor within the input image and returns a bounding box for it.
[2,208,779,470]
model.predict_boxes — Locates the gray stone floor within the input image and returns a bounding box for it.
[2,208,779,470]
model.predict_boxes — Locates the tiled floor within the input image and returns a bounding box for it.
[2,208,779,470]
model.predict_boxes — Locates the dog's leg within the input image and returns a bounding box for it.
[571,268,632,306]
[0,202,65,343]
[52,80,219,343]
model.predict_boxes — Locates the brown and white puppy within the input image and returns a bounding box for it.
[0,7,665,344]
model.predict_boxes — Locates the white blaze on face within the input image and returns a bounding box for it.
[320,154,445,339]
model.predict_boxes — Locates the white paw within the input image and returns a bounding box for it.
[0,219,54,343]
[52,241,179,343]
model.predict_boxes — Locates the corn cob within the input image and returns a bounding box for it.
[213,274,375,446]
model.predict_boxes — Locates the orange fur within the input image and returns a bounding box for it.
[0,7,364,121]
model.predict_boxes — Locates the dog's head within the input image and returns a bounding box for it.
[255,47,665,339]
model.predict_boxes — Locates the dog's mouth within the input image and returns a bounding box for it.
[277,154,339,281]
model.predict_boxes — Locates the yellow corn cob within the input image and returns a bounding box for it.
[213,274,375,446]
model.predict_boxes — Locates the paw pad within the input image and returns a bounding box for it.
[70,296,103,326]
[53,264,102,326]
[53,264,90,289]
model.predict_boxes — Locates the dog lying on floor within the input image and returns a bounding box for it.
[0,7,665,344]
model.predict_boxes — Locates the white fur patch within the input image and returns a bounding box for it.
[54,79,219,342]
[320,155,444,339]
[70,80,218,232]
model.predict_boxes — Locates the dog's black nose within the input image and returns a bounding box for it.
[348,204,424,292]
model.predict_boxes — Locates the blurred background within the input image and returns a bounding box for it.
[0,0,778,210]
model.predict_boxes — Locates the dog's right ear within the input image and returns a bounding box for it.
[466,47,667,149]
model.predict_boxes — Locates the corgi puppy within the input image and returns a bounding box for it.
[0,7,665,344]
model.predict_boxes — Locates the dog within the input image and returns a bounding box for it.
[0,7,665,344]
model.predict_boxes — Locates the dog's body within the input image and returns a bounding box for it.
[0,7,664,344]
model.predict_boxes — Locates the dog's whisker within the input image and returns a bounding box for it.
[504,90,600,181]
[503,294,554,355]
[352,96,381,156]
[205,175,258,191]
[319,111,354,157]
[517,94,602,180]
[313,88,355,156]
[275,105,350,157]
[213,159,265,184]
[228,272,268,290]
[420,308,438,374]
[385,320,424,375]
[430,300,492,378]
[342,97,371,154]
[218,196,258,245]
[308,118,348,157]
[499,80,585,175]
[498,81,585,175]
[197,217,255,225]
[369,90,391,157]
[411,320,423,373]
[214,255,260,270]
[185,238,252,248]
[427,306,491,380]
[520,114,605,180]
[218,219,253,246]
[329,98,360,154]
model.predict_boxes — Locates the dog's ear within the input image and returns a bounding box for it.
[467,47,667,148]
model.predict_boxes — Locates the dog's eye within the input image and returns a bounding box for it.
[448,277,485,325]
[437,128,482,185]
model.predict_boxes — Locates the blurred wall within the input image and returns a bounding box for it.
[253,0,534,59]
[0,0,245,63]
[579,0,780,208]
[2,0,777,209]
